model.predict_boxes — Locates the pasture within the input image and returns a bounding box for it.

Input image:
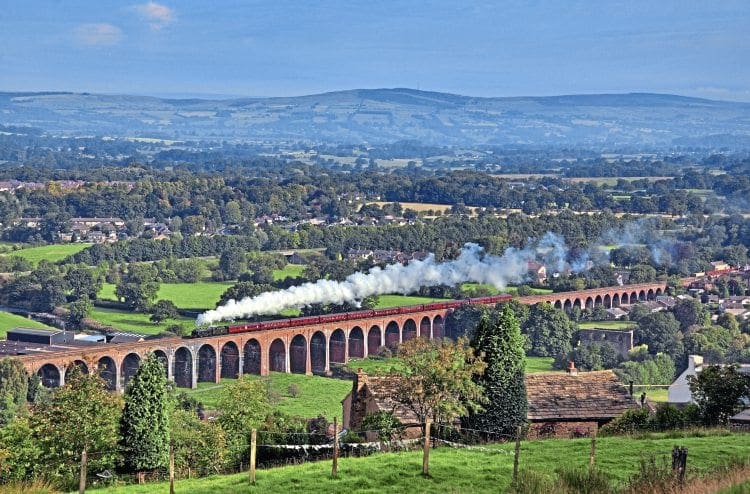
[88,307,194,335]
[0,311,55,339]
[0,243,91,266]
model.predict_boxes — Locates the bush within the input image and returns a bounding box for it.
[287,383,301,398]
[600,407,650,435]
[556,467,614,494]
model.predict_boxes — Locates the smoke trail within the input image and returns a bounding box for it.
[197,242,543,325]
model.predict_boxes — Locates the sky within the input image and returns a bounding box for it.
[1,1,749,101]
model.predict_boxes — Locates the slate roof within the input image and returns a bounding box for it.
[525,370,636,421]
[730,408,750,423]
[362,375,419,424]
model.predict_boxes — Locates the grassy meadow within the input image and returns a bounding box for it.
[0,243,91,267]
[98,282,234,310]
[99,430,750,494]
[0,311,55,339]
[183,373,351,420]
[88,307,194,335]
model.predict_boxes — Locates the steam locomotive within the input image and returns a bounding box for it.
[190,294,512,338]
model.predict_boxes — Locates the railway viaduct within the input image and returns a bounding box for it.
[16,281,666,391]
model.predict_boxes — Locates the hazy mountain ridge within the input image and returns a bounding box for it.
[1,88,750,148]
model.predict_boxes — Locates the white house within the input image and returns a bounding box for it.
[668,355,750,404]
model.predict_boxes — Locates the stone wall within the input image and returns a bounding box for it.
[527,420,598,439]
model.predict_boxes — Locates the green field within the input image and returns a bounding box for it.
[273,264,305,281]
[343,357,405,375]
[183,373,352,420]
[0,243,91,266]
[525,356,556,373]
[578,320,635,330]
[99,282,234,310]
[375,295,449,308]
[100,430,750,494]
[0,311,55,339]
[460,283,552,296]
[88,307,194,334]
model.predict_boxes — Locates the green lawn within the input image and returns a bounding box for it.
[100,430,750,494]
[460,283,552,296]
[375,295,448,308]
[0,311,55,339]
[578,320,635,330]
[1,243,91,266]
[183,373,351,421]
[525,356,556,373]
[273,264,305,281]
[99,282,234,310]
[88,307,194,335]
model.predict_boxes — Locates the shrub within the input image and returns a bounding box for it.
[555,467,614,494]
[600,407,650,435]
[287,383,301,398]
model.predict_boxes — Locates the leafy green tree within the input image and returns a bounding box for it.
[215,249,246,281]
[467,306,527,436]
[66,295,92,329]
[672,298,709,332]
[392,337,486,433]
[0,358,28,426]
[217,377,271,465]
[149,299,180,324]
[445,303,488,340]
[523,303,576,357]
[120,354,171,473]
[636,312,684,359]
[688,364,750,425]
[171,409,226,477]
[31,367,122,488]
[115,264,160,311]
[67,264,102,300]
[361,411,404,442]
[219,282,276,305]
[0,417,39,482]
[628,264,657,283]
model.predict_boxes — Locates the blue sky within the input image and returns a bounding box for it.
[2,1,749,100]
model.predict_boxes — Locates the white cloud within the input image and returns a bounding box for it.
[135,2,175,30]
[75,23,123,46]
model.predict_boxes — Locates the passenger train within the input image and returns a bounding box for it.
[191,294,512,338]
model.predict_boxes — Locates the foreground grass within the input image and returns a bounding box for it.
[88,307,194,334]
[183,373,351,420]
[100,431,750,494]
[0,311,55,339]
[1,243,91,266]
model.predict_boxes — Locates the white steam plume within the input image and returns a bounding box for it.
[196,242,540,325]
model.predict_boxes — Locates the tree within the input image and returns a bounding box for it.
[215,249,246,281]
[67,264,102,301]
[628,264,657,283]
[120,354,171,474]
[0,358,28,426]
[672,298,709,332]
[445,304,488,340]
[67,295,92,329]
[170,409,226,477]
[31,367,121,487]
[115,264,160,311]
[523,303,576,357]
[636,312,683,359]
[217,377,271,465]
[392,337,486,432]
[149,299,179,324]
[467,306,527,436]
[688,364,750,425]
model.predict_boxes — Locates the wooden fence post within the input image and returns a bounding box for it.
[169,442,175,494]
[589,429,597,469]
[512,425,522,486]
[422,420,432,477]
[250,429,257,485]
[331,416,339,478]
[79,446,87,494]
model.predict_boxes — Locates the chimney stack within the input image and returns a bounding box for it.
[567,361,578,376]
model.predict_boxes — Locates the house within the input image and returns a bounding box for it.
[606,307,628,320]
[7,327,75,346]
[729,409,750,432]
[655,295,676,309]
[668,355,750,404]
[525,368,637,439]
[344,367,637,441]
[577,328,634,358]
[709,261,732,272]
[527,261,547,284]
[341,370,421,441]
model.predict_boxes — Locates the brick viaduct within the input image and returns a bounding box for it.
[17,281,666,391]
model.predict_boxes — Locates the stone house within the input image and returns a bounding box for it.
[525,368,637,439]
[576,328,634,358]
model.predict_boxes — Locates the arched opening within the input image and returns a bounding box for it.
[433,315,444,339]
[121,353,141,389]
[153,350,169,377]
[655,288,663,297]
[554,300,562,310]
[622,292,629,305]
[220,342,240,379]
[402,319,417,341]
[647,289,655,301]
[585,297,594,309]
[574,299,583,310]
[97,356,117,390]
[198,344,217,383]
[348,326,364,358]
[330,329,346,364]
[173,347,193,388]
[290,334,307,374]
[638,290,646,301]
[385,321,400,349]
[612,293,620,307]
[65,360,89,382]
[420,316,431,338]
[367,326,382,355]
[245,339,262,374]
[595,295,603,307]
[311,331,327,374]
[563,299,572,312]
[38,364,61,388]
[603,294,611,308]
[629,292,638,304]
[269,339,285,372]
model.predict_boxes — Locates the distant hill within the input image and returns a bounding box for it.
[2,88,750,148]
